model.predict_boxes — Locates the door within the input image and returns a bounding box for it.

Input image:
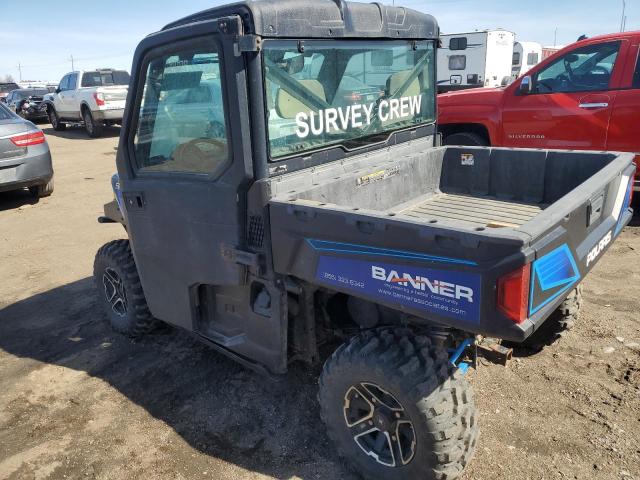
[55,75,71,115]
[117,21,252,332]
[64,73,80,118]
[607,42,640,152]
[501,40,626,149]
[57,74,78,117]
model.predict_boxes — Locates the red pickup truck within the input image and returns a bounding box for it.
[438,31,640,192]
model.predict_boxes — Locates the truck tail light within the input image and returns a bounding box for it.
[497,264,531,324]
[10,130,45,147]
[93,92,105,106]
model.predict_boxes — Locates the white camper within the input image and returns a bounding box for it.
[437,30,515,92]
[511,41,543,79]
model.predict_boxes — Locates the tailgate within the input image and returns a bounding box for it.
[520,151,635,326]
[97,86,128,108]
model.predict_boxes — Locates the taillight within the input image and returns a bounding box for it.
[93,92,105,106]
[497,264,531,324]
[10,130,45,147]
[344,92,362,102]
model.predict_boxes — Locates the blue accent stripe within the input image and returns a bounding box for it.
[615,180,633,236]
[529,243,581,316]
[306,239,477,266]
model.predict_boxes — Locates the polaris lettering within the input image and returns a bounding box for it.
[371,265,474,302]
[295,94,422,138]
[586,230,612,267]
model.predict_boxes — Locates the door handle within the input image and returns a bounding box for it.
[579,102,609,109]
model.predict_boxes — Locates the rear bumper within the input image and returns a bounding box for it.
[0,148,53,193]
[93,108,124,122]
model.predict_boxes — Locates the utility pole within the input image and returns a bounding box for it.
[17,62,22,81]
[554,27,558,47]
[620,0,626,32]
[69,54,75,71]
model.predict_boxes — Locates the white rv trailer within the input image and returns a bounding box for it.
[511,41,543,79]
[437,29,515,93]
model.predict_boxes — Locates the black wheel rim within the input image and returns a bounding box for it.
[343,382,416,467]
[103,267,127,317]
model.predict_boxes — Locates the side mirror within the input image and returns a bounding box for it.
[519,75,532,94]
[55,88,61,94]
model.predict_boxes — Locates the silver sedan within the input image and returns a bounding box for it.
[0,103,53,198]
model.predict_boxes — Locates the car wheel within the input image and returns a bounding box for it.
[28,176,54,198]
[48,107,66,131]
[319,328,478,480]
[83,108,103,138]
[443,132,488,147]
[93,240,157,338]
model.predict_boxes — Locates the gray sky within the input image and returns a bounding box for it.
[0,0,636,82]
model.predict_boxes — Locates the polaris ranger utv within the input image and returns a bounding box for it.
[94,1,635,478]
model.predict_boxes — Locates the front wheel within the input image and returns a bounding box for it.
[93,240,157,338]
[48,107,66,131]
[319,328,478,480]
[443,132,488,147]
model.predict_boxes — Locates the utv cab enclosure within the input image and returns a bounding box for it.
[94,1,635,479]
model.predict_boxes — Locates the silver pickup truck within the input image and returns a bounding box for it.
[44,69,129,137]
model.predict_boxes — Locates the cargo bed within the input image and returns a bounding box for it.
[264,140,635,339]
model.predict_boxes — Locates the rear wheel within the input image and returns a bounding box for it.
[319,328,478,480]
[48,107,66,131]
[93,240,157,338]
[83,108,103,138]
[521,285,582,349]
[443,132,488,147]
[28,177,54,198]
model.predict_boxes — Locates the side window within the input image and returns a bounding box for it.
[132,43,229,175]
[449,37,467,51]
[535,41,621,93]
[68,73,78,90]
[527,52,539,66]
[449,55,466,70]
[633,50,640,88]
[512,51,521,66]
[59,75,69,91]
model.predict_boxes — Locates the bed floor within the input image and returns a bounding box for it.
[399,193,543,228]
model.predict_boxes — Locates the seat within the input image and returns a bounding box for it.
[275,79,327,118]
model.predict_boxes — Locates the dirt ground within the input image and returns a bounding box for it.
[0,125,639,480]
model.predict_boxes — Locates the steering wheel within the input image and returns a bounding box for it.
[171,138,227,169]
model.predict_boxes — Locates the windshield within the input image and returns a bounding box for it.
[0,83,19,94]
[263,40,435,159]
[81,70,130,87]
[15,89,48,99]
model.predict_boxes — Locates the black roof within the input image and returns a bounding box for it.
[163,0,438,40]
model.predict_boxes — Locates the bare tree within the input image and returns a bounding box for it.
[0,74,16,83]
